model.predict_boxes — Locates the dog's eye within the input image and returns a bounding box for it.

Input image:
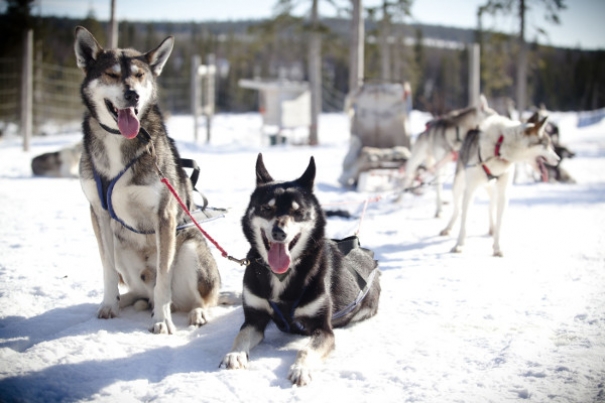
[135,72,144,79]
[105,72,119,79]
[260,205,275,214]
[292,208,306,220]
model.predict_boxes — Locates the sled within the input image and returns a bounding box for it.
[339,81,413,192]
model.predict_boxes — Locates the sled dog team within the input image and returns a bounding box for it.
[73,27,558,385]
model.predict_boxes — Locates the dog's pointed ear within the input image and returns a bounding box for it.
[74,26,103,71]
[525,116,548,136]
[145,36,174,77]
[526,111,541,124]
[256,153,274,186]
[479,94,489,111]
[297,157,316,191]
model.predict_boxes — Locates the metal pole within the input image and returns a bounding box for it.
[191,55,201,142]
[21,29,33,152]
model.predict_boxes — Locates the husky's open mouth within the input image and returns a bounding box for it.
[104,99,140,139]
[536,156,548,182]
[261,229,301,274]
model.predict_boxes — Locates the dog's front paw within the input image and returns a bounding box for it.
[188,308,208,327]
[493,250,504,257]
[439,228,450,236]
[150,319,176,334]
[450,244,463,253]
[97,304,119,319]
[220,352,249,370]
[288,364,312,386]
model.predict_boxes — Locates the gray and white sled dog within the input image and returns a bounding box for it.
[74,26,220,333]
[400,95,497,217]
[220,154,381,386]
[31,142,83,178]
[439,113,559,257]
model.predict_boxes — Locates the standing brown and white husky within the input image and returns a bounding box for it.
[400,96,496,217]
[439,113,559,257]
[74,26,220,333]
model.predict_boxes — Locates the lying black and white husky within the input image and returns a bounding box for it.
[220,154,381,386]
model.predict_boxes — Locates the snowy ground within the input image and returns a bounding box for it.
[0,111,604,403]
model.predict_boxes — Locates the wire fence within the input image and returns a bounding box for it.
[0,56,346,137]
[33,62,84,134]
[0,57,192,136]
[0,58,20,134]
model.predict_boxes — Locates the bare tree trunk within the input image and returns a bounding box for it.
[380,0,391,82]
[349,0,364,93]
[516,0,527,120]
[308,0,321,145]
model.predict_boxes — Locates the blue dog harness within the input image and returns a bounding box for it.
[92,125,209,235]
[93,153,153,234]
[268,267,378,334]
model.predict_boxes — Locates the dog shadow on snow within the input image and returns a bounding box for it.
[0,303,303,400]
[0,303,101,352]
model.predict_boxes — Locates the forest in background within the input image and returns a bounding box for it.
[1,8,604,120]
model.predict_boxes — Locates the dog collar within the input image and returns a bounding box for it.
[98,121,151,144]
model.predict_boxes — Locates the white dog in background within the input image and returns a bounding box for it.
[440,113,559,257]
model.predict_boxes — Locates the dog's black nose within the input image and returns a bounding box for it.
[124,89,139,103]
[272,226,287,242]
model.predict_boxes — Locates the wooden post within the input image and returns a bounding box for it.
[380,1,391,82]
[516,0,527,120]
[108,0,118,48]
[21,29,33,152]
[204,53,216,144]
[191,55,201,142]
[349,0,364,93]
[468,43,480,107]
[308,0,321,145]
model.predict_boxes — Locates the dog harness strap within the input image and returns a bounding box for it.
[180,158,208,210]
[494,134,504,157]
[332,267,379,320]
[478,135,504,181]
[93,154,155,235]
[269,290,307,334]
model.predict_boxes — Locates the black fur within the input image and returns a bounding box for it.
[240,154,380,334]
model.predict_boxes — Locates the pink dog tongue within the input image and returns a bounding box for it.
[537,158,549,182]
[268,243,291,274]
[117,107,140,139]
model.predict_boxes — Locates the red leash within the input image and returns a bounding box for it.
[160,177,249,266]
[148,144,249,266]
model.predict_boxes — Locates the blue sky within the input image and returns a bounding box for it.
[16,0,605,50]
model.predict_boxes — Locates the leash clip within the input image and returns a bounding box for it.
[226,255,250,266]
